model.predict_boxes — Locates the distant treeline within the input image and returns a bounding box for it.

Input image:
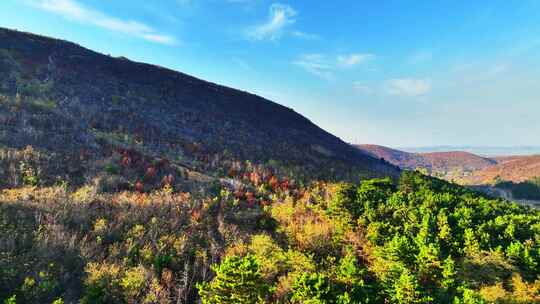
[496,177,540,200]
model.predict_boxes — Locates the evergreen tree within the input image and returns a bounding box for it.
[291,273,334,304]
[197,255,270,304]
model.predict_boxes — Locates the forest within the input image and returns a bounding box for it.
[1,170,539,303]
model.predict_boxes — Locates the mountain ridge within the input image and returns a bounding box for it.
[466,154,540,184]
[400,145,540,156]
[356,144,495,173]
[356,144,540,185]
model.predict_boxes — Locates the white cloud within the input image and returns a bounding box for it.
[294,52,375,80]
[291,30,320,40]
[353,81,372,94]
[293,54,334,80]
[247,3,297,41]
[337,53,374,67]
[386,78,431,96]
[31,0,177,45]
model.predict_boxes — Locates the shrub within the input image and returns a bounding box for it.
[81,262,123,304]
[19,161,40,186]
[52,298,64,304]
[291,273,334,304]
[3,295,16,304]
[111,95,122,105]
[104,163,119,175]
[120,265,149,302]
[453,288,486,304]
[71,185,96,203]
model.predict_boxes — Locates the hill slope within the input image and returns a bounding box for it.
[420,151,497,173]
[356,144,496,181]
[464,155,540,184]
[0,28,397,190]
[354,144,427,169]
[357,144,540,188]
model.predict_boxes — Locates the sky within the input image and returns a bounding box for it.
[1,0,539,148]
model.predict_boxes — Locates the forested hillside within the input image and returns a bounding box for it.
[0,27,397,194]
[2,172,540,303]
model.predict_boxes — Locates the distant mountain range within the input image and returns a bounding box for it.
[356,144,540,185]
[468,155,540,184]
[399,146,540,157]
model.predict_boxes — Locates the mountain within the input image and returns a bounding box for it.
[464,155,540,184]
[420,151,497,173]
[0,28,397,190]
[400,146,540,156]
[354,144,427,169]
[356,144,496,181]
[357,144,540,188]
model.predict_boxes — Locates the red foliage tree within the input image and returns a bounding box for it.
[246,191,256,208]
[190,209,201,222]
[269,176,279,191]
[121,155,132,168]
[161,174,175,186]
[135,180,144,193]
[144,166,157,180]
[249,172,261,185]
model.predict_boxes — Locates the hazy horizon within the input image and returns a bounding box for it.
[397,145,540,157]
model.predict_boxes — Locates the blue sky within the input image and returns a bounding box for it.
[1,0,540,147]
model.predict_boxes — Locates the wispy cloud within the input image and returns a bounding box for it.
[247,3,297,41]
[293,52,374,80]
[291,30,320,40]
[293,54,334,80]
[337,53,374,68]
[30,0,177,45]
[386,78,432,96]
[353,81,372,94]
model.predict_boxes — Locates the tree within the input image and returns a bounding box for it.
[291,273,334,304]
[197,255,270,304]
[441,256,457,290]
[389,268,428,304]
[439,255,458,302]
[357,178,395,221]
[328,183,357,220]
[336,250,380,304]
[453,288,486,304]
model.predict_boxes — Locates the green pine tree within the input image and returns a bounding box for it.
[197,255,270,304]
